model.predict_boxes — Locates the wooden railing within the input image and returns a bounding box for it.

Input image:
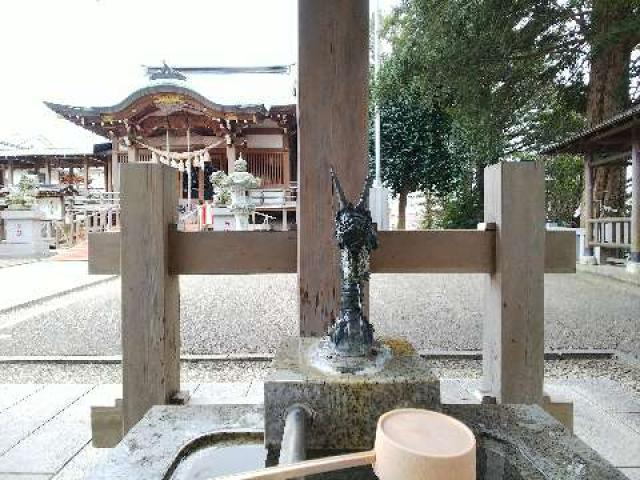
[588,217,632,249]
[244,149,289,187]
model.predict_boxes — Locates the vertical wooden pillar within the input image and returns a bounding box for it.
[120,163,180,432]
[111,135,119,192]
[105,161,111,192]
[198,168,205,201]
[83,158,90,194]
[483,161,545,404]
[127,143,137,164]
[44,159,51,184]
[7,159,13,187]
[629,142,640,269]
[582,154,594,257]
[226,144,236,173]
[283,150,291,188]
[297,0,369,336]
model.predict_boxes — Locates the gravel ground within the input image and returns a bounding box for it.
[0,272,638,356]
[1,359,639,396]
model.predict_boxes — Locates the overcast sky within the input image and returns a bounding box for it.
[0,0,396,152]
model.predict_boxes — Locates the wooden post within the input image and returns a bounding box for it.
[198,167,205,201]
[283,150,291,188]
[226,144,236,173]
[120,163,180,432]
[629,141,640,271]
[482,161,545,404]
[297,0,370,336]
[83,158,90,194]
[127,143,137,164]
[105,160,110,192]
[7,159,13,187]
[111,135,119,192]
[582,154,594,258]
[45,159,51,184]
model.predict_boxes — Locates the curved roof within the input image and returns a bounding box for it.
[45,82,268,119]
[542,103,640,155]
[45,81,296,139]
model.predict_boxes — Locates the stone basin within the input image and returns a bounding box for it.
[88,404,626,480]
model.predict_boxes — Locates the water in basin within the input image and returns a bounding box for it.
[168,433,267,480]
[170,441,528,480]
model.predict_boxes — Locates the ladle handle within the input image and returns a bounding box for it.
[214,450,375,480]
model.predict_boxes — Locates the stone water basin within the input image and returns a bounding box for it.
[88,404,627,480]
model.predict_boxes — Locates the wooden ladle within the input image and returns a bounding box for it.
[217,408,476,480]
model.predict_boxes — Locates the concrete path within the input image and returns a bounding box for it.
[0,261,113,313]
[1,271,638,356]
[0,379,638,479]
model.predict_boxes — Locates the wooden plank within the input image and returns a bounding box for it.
[169,230,297,274]
[50,442,110,480]
[91,403,123,448]
[120,163,180,433]
[297,0,370,336]
[483,161,545,404]
[372,230,494,273]
[0,385,45,414]
[0,384,93,457]
[0,385,120,474]
[89,230,576,275]
[544,230,576,273]
[88,232,119,275]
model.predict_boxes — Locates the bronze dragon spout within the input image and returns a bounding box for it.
[329,167,378,357]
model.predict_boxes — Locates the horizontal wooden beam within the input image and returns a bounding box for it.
[372,230,495,273]
[88,229,576,275]
[88,232,120,275]
[169,230,297,274]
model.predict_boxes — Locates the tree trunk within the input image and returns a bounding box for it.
[587,0,638,215]
[397,190,408,230]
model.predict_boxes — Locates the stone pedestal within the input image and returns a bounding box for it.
[264,337,440,450]
[211,207,235,231]
[0,209,47,257]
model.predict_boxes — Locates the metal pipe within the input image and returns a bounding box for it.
[279,404,311,468]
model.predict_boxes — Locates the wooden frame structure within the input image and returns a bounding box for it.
[87,0,576,442]
[544,104,640,271]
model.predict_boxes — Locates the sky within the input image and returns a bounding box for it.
[0,0,397,153]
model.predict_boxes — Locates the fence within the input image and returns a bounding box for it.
[244,149,289,187]
[588,217,632,249]
[87,162,577,438]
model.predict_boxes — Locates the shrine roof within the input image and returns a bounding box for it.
[45,80,296,139]
[542,103,640,155]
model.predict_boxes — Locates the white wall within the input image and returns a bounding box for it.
[245,134,283,149]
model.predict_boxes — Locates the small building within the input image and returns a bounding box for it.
[544,104,639,273]
[1,64,298,231]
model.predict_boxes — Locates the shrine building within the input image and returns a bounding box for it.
[1,64,297,228]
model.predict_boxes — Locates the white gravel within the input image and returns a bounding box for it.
[0,272,638,356]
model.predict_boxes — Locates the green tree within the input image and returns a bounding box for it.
[545,154,584,226]
[515,153,584,226]
[374,77,458,229]
[381,0,640,221]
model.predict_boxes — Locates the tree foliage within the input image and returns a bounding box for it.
[544,154,584,226]
[376,83,456,197]
[371,65,462,227]
[375,0,640,226]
